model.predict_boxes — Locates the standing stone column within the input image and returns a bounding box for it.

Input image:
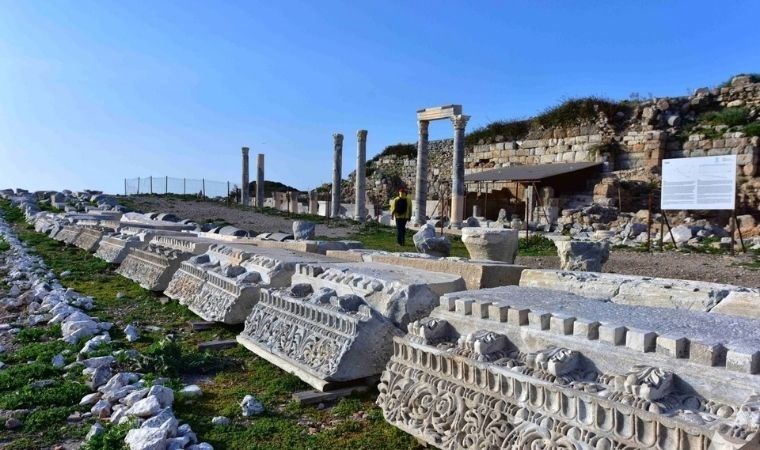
[255,153,265,208]
[241,147,250,205]
[289,191,299,213]
[331,133,343,218]
[450,114,470,228]
[309,190,318,215]
[414,120,429,225]
[355,130,368,222]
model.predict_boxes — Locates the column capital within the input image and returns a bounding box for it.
[357,129,368,141]
[418,120,429,135]
[333,133,344,144]
[242,146,249,155]
[451,114,471,130]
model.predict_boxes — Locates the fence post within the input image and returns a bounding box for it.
[202,178,206,198]
[137,177,141,194]
[183,178,186,195]
[150,176,153,194]
[165,176,168,195]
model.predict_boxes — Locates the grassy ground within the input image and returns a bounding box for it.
[0,199,420,450]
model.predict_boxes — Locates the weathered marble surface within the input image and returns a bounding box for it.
[460,227,519,263]
[237,285,402,390]
[519,269,760,316]
[290,262,465,329]
[116,236,213,291]
[168,245,338,324]
[72,227,113,252]
[95,228,191,264]
[56,224,84,245]
[377,285,760,449]
[237,261,465,391]
[119,212,195,231]
[325,250,526,290]
[554,239,610,272]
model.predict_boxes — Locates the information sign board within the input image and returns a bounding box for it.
[661,155,736,210]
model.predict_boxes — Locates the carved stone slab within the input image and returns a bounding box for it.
[72,227,113,252]
[377,285,760,449]
[168,245,337,324]
[94,228,191,264]
[520,269,759,316]
[115,236,213,291]
[290,262,466,329]
[237,285,402,391]
[326,250,526,290]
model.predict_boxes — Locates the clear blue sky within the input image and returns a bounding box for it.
[1,1,758,194]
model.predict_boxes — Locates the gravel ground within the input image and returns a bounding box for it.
[124,197,357,238]
[517,252,760,289]
[124,197,760,289]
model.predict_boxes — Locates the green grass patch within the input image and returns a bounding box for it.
[466,119,531,146]
[518,235,557,256]
[0,235,9,252]
[0,382,91,410]
[744,122,760,137]
[699,107,750,128]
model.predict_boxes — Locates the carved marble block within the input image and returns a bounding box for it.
[377,286,760,450]
[236,262,465,391]
[115,236,213,291]
[94,228,190,264]
[72,227,114,252]
[168,245,335,324]
[289,262,466,329]
[55,224,83,245]
[237,285,402,391]
[520,269,760,318]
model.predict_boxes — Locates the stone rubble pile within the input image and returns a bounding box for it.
[0,213,213,450]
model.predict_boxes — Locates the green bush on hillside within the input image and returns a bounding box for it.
[699,107,750,127]
[465,119,531,146]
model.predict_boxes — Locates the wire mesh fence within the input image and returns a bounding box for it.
[123,176,237,199]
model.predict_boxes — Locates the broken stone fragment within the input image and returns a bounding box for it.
[124,324,140,342]
[240,395,264,417]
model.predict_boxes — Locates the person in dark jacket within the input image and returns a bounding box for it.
[389,187,412,245]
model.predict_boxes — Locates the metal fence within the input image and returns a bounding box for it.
[123,176,236,199]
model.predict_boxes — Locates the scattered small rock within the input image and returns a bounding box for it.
[86,422,105,441]
[124,324,140,342]
[211,416,230,426]
[179,384,203,399]
[240,394,264,417]
[4,417,22,430]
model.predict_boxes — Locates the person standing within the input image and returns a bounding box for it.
[390,187,412,245]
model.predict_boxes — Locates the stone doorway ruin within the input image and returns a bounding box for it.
[415,104,470,227]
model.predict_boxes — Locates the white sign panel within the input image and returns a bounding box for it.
[661,155,736,210]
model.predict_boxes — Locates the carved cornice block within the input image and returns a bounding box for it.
[237,286,402,391]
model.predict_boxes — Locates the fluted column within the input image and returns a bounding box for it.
[255,153,265,208]
[414,120,429,225]
[450,114,470,228]
[241,147,250,205]
[355,130,368,222]
[331,133,344,218]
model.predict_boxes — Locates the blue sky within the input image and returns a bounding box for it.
[1,1,758,194]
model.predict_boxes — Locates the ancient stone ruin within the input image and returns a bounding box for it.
[4,185,760,449]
